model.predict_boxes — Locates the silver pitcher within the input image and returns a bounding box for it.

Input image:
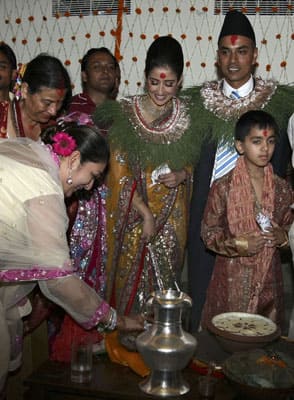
[136,289,197,397]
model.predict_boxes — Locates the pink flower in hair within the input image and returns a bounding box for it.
[52,132,77,156]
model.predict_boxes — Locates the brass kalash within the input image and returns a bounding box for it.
[136,245,197,397]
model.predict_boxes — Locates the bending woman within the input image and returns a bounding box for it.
[0,123,143,390]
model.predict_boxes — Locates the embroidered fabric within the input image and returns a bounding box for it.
[201,77,277,121]
[126,95,190,144]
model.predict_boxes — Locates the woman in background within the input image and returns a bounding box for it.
[0,53,72,140]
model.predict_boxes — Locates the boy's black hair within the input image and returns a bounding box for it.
[235,110,279,142]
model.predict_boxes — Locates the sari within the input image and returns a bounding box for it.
[94,95,203,315]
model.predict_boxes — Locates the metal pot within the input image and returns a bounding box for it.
[136,289,197,397]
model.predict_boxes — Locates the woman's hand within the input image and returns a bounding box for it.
[158,169,187,188]
[117,314,145,332]
[142,214,156,242]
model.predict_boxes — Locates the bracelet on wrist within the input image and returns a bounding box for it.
[96,307,117,333]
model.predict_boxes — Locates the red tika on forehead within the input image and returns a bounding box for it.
[230,35,238,45]
[160,72,166,79]
[263,130,268,137]
[56,88,65,97]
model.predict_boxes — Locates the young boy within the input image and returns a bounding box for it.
[200,110,293,331]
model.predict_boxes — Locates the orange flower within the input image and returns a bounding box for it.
[196,36,202,41]
[124,80,129,85]
[163,7,168,12]
[64,60,71,66]
[272,7,278,12]
[241,7,247,13]
[64,11,70,17]
[201,62,206,68]
[58,38,64,43]
[276,34,281,39]
[15,18,21,24]
[280,61,287,68]
[291,33,294,40]
[190,6,196,12]
[256,7,261,12]
[36,37,42,42]
[55,13,60,19]
[181,34,186,39]
[71,36,76,41]
[202,7,208,12]
[132,56,137,62]
[261,39,267,45]
[215,8,221,14]
[28,16,34,22]
[154,34,160,40]
[135,8,142,14]
[99,31,105,37]
[85,33,91,39]
[22,39,27,45]
[287,4,293,10]
[176,8,181,13]
[148,8,154,12]
[266,64,271,71]
[140,34,146,40]
[186,61,191,67]
[110,29,116,36]
[129,32,133,37]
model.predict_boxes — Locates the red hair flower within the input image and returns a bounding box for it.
[52,132,77,156]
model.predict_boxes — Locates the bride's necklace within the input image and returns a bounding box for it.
[140,94,173,122]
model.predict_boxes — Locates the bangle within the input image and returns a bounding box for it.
[96,307,117,333]
[277,231,289,248]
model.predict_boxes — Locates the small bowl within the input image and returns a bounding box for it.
[207,312,280,353]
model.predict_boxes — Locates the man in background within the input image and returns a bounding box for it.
[0,42,17,102]
[69,47,120,116]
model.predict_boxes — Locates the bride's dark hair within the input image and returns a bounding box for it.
[144,36,184,80]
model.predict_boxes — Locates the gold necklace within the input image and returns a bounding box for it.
[141,94,173,122]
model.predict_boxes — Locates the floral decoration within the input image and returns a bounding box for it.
[52,132,77,157]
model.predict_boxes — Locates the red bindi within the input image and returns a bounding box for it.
[56,88,65,97]
[230,35,238,45]
[262,130,268,137]
[160,72,166,79]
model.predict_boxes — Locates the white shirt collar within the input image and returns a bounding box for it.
[222,76,254,98]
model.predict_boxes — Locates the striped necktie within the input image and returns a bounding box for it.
[230,90,240,99]
[210,90,241,185]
